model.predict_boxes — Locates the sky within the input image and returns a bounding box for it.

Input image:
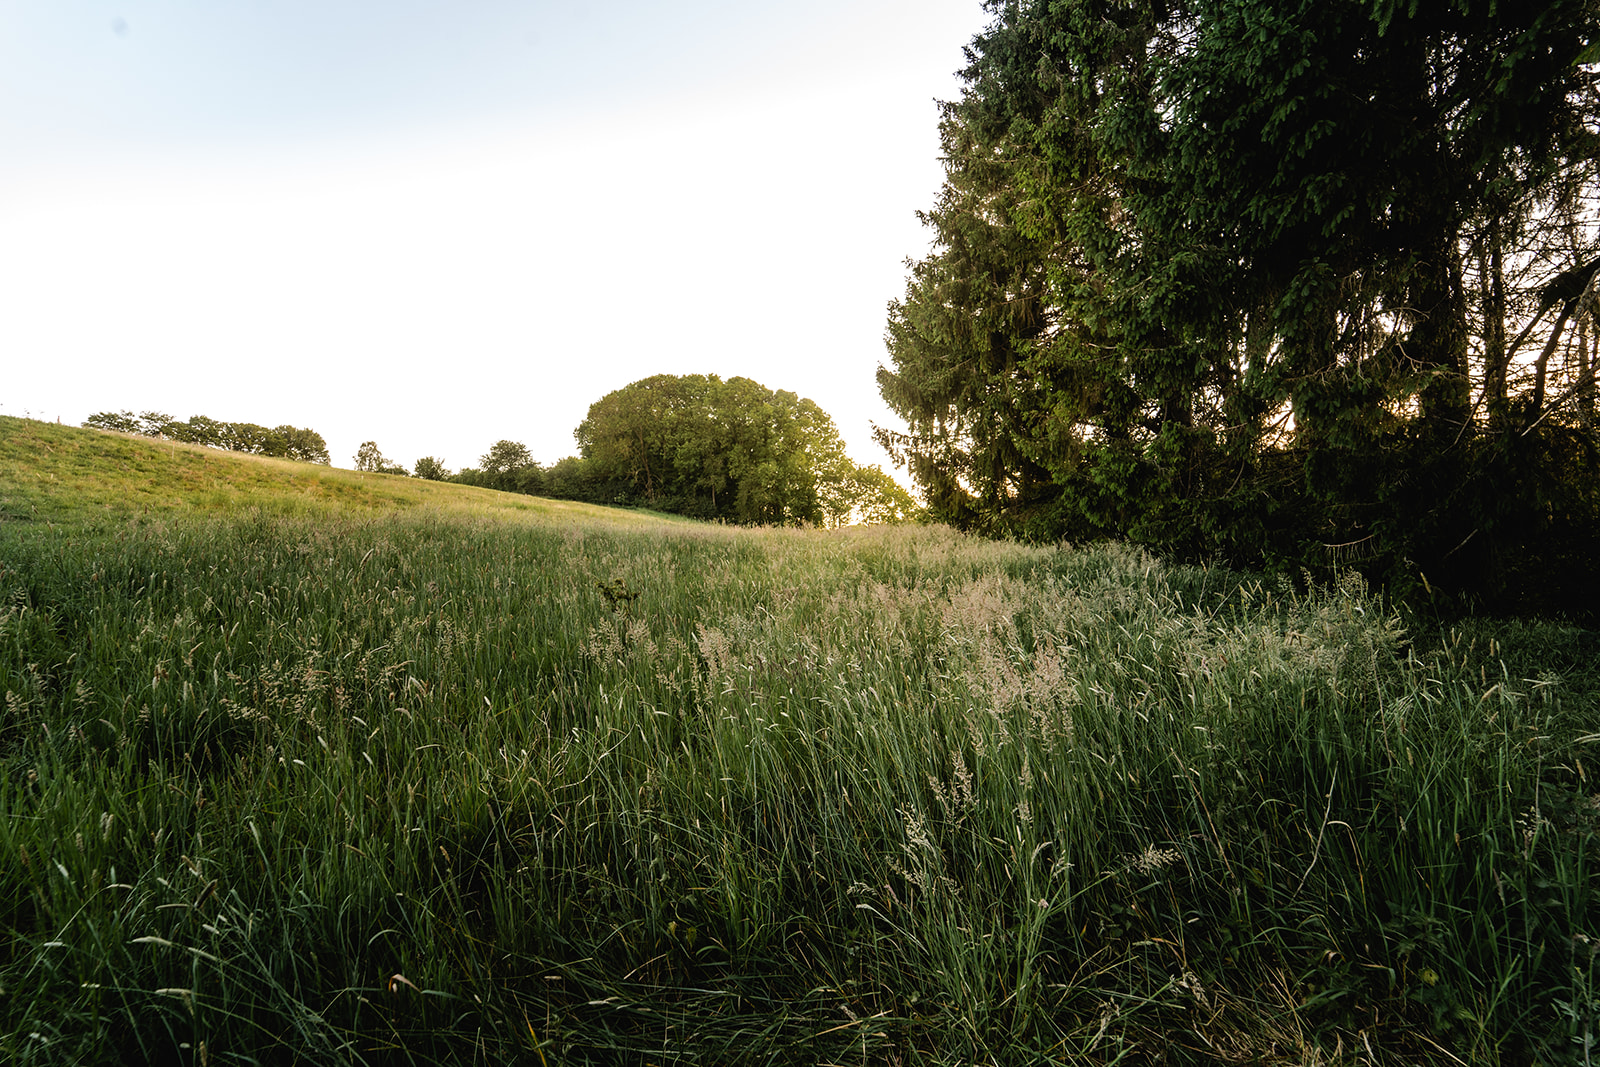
[0,0,992,477]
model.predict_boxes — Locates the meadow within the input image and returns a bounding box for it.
[1,416,1595,1065]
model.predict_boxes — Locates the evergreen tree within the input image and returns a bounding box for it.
[882,0,1600,611]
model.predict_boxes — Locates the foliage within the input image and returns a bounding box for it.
[881,0,1600,616]
[838,463,921,525]
[269,425,332,465]
[445,442,546,495]
[80,410,146,434]
[83,410,330,464]
[475,439,544,494]
[578,373,908,526]
[412,455,450,481]
[1,423,1595,1063]
[479,439,533,476]
[353,440,383,472]
[542,455,600,502]
[353,441,408,476]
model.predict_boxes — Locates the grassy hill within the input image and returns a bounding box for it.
[0,416,685,528]
[1,416,1595,1064]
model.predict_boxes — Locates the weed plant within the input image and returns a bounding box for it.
[0,419,1596,1064]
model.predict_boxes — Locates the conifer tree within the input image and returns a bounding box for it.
[882,0,1600,610]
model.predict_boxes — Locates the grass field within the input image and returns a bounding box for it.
[1,415,1596,1065]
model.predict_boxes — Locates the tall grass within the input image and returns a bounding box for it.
[1,440,1596,1062]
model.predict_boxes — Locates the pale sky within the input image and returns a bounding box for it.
[1,0,990,475]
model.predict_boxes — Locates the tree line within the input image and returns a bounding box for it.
[83,410,330,464]
[879,0,1600,615]
[97,377,914,526]
[367,375,916,526]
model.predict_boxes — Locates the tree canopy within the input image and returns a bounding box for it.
[453,440,544,494]
[413,456,450,481]
[577,374,915,526]
[84,410,330,464]
[880,0,1600,614]
[353,441,408,476]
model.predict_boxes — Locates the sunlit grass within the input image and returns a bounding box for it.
[1,417,1595,1064]
[0,416,691,529]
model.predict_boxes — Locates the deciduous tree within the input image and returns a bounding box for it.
[414,456,449,481]
[354,441,388,472]
[579,374,903,526]
[85,410,328,464]
[475,440,542,493]
[274,426,330,464]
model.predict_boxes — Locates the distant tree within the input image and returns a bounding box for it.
[578,374,904,525]
[451,466,539,492]
[511,466,543,493]
[480,439,532,474]
[82,410,181,437]
[83,411,144,434]
[275,426,331,465]
[477,440,543,493]
[544,455,598,501]
[842,465,920,526]
[136,411,180,437]
[169,415,226,449]
[86,409,329,464]
[354,441,389,472]
[222,422,282,456]
[414,456,450,480]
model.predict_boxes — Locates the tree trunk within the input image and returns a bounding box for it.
[1411,238,1472,434]
[1479,220,1510,424]
[1582,303,1596,432]
[1530,300,1577,425]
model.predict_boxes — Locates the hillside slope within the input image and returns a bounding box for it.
[0,415,682,528]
